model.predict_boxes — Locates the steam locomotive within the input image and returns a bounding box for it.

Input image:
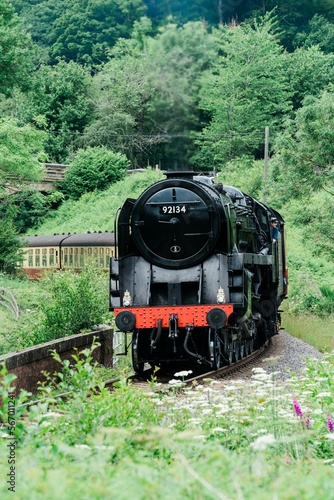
[110,171,288,372]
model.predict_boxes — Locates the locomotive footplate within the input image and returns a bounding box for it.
[114,304,234,330]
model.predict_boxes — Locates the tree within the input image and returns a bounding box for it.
[0,118,46,190]
[60,147,130,199]
[0,217,23,274]
[49,0,146,66]
[0,0,37,95]
[143,20,217,167]
[236,1,333,50]
[271,85,334,198]
[11,61,94,163]
[293,14,334,54]
[0,190,63,233]
[285,46,334,110]
[195,15,292,168]
[84,19,216,168]
[82,50,157,166]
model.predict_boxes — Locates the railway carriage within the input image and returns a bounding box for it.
[20,232,116,278]
[110,171,288,372]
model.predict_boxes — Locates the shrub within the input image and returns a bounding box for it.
[37,266,108,342]
[0,218,24,275]
[60,146,130,199]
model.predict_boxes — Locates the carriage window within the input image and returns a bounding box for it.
[105,247,111,266]
[63,247,68,266]
[35,249,40,267]
[49,248,55,266]
[99,247,104,267]
[69,247,73,266]
[74,247,79,267]
[80,248,85,267]
[42,248,47,267]
[28,249,33,267]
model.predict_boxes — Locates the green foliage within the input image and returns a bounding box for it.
[29,169,163,235]
[0,364,31,441]
[84,20,216,167]
[285,45,334,109]
[0,271,111,355]
[216,157,264,199]
[143,20,217,167]
[0,0,37,96]
[8,61,94,163]
[39,266,107,341]
[0,218,24,274]
[294,14,334,53]
[3,349,334,497]
[80,54,156,166]
[60,147,130,199]
[0,191,64,233]
[13,0,147,66]
[0,118,46,188]
[271,86,334,199]
[195,15,291,168]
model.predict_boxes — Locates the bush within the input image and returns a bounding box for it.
[40,266,108,340]
[60,147,130,199]
[216,156,263,199]
[0,218,24,274]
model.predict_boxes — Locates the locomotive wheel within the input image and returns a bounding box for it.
[233,341,240,362]
[245,339,254,356]
[225,342,234,365]
[132,330,144,373]
[209,328,222,370]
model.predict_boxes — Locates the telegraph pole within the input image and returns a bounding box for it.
[263,126,269,204]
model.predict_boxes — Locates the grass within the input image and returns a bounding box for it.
[283,313,334,353]
[30,169,164,235]
[1,345,334,498]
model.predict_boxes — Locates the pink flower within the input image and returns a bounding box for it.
[293,398,303,417]
[327,413,334,432]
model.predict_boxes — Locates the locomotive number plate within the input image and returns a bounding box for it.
[160,205,188,214]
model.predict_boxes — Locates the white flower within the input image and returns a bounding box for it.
[252,367,267,374]
[40,412,63,418]
[174,370,193,377]
[325,434,334,440]
[168,379,183,387]
[250,434,276,451]
[316,392,331,398]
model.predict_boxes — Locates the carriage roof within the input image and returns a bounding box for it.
[21,232,115,248]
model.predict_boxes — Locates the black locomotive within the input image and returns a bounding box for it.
[110,171,288,372]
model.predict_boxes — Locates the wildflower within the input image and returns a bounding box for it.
[316,392,331,398]
[327,413,334,432]
[174,370,193,378]
[250,434,276,451]
[292,397,303,417]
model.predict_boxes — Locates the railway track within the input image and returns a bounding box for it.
[16,337,273,410]
[104,338,272,391]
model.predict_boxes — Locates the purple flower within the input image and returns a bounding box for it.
[327,413,334,432]
[293,398,303,418]
[304,416,311,429]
